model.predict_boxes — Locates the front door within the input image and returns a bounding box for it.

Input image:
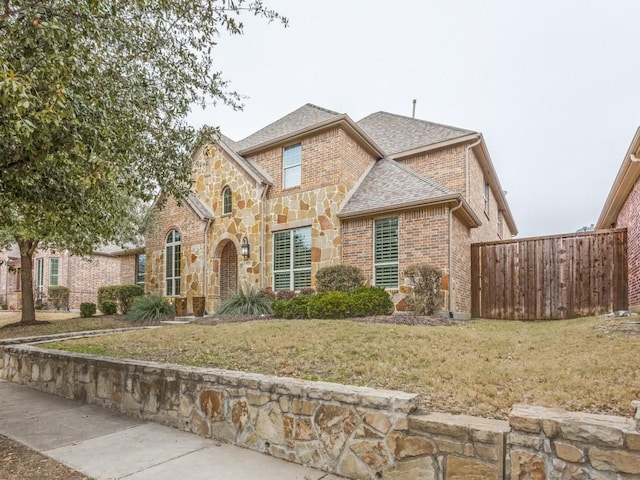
[220,242,237,300]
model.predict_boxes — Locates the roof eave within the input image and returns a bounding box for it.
[387,133,480,159]
[474,138,519,236]
[338,194,481,228]
[596,127,640,229]
[238,115,386,159]
[214,139,273,186]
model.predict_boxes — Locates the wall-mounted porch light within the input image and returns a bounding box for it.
[241,236,250,258]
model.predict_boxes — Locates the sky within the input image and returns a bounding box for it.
[187,0,640,238]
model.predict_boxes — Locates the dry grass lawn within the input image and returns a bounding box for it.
[45,316,640,419]
[0,312,128,340]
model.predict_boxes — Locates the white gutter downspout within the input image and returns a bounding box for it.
[448,200,464,318]
[203,218,212,314]
[465,136,482,201]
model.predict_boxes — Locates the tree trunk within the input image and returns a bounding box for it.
[17,238,39,324]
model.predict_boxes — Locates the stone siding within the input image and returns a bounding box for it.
[1,345,507,480]
[616,175,640,308]
[508,404,640,479]
[3,346,638,479]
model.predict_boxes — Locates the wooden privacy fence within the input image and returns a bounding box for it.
[471,229,627,320]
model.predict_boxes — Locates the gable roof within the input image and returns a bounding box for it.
[339,158,480,227]
[186,192,215,221]
[357,111,475,156]
[234,104,341,152]
[596,127,640,229]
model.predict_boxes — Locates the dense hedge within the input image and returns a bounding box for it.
[80,302,97,318]
[315,265,365,292]
[272,286,392,319]
[101,300,118,315]
[48,286,70,310]
[97,285,144,314]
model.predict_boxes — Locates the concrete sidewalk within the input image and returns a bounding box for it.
[0,380,343,480]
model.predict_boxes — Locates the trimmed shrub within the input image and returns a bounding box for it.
[299,287,315,295]
[48,286,70,311]
[101,300,118,315]
[315,265,365,292]
[80,302,97,318]
[272,295,312,319]
[98,285,144,314]
[126,295,175,323]
[404,264,443,315]
[275,290,296,301]
[216,288,272,316]
[307,291,350,319]
[116,285,144,314]
[349,287,393,316]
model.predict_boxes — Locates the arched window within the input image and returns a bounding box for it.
[165,229,181,296]
[222,186,232,215]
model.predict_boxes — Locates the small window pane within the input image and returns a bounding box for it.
[274,272,291,291]
[284,166,301,188]
[283,145,301,167]
[222,187,232,215]
[50,258,59,286]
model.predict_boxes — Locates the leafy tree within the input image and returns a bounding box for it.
[0,0,286,323]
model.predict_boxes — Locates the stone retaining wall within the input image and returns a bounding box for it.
[2,345,639,479]
[1,344,507,479]
[509,404,640,479]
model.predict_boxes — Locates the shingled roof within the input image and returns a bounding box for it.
[357,111,474,156]
[233,104,341,152]
[340,158,459,217]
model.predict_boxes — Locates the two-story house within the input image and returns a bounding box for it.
[145,104,517,318]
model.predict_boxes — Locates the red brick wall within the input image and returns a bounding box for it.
[616,176,640,307]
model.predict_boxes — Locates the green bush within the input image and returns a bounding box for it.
[98,285,144,314]
[126,295,175,323]
[80,302,97,318]
[101,300,118,315]
[315,265,365,292]
[272,295,312,319]
[404,264,443,315]
[216,288,273,316]
[349,287,393,316]
[307,291,351,319]
[275,290,296,301]
[48,286,70,311]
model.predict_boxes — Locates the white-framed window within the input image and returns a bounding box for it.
[483,181,490,214]
[374,217,398,288]
[165,230,181,296]
[273,227,311,291]
[222,186,232,215]
[49,258,59,286]
[35,258,44,297]
[136,254,146,288]
[283,144,302,188]
[374,217,399,289]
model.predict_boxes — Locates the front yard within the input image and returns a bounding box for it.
[44,316,640,420]
[0,312,128,339]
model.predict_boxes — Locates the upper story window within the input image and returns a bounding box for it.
[483,181,490,215]
[222,186,232,215]
[283,144,302,188]
[49,258,59,286]
[165,230,181,296]
[136,254,146,288]
[374,217,399,289]
[273,227,311,291]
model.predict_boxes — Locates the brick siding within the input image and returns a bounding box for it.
[616,175,640,307]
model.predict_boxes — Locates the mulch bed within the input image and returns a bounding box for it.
[195,314,462,327]
[0,435,89,480]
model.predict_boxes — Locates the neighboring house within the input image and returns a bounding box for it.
[0,244,145,310]
[596,127,640,309]
[145,104,517,318]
